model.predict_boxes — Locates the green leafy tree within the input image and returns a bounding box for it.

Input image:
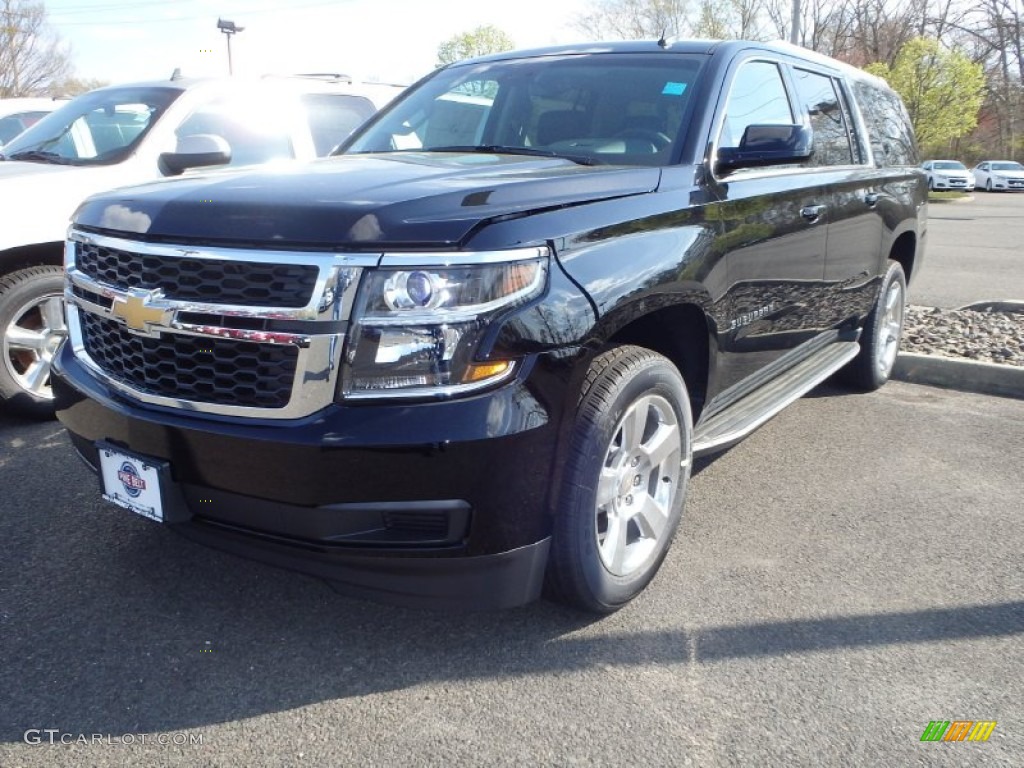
[436,25,515,68]
[865,37,985,150]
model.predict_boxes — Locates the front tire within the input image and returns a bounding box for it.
[545,345,693,613]
[843,260,906,392]
[0,265,66,418]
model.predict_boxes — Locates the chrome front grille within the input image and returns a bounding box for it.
[75,241,319,307]
[80,313,299,408]
[65,231,380,419]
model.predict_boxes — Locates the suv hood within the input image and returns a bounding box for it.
[72,153,661,248]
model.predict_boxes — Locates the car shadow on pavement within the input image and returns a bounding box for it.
[2,420,1023,743]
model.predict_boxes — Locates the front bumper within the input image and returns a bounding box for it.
[54,343,571,609]
[931,178,970,190]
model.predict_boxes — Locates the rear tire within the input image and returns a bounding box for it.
[842,260,906,392]
[545,345,693,613]
[0,265,66,419]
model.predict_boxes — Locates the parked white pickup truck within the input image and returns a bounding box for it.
[0,74,402,417]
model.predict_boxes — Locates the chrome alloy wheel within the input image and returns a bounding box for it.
[3,293,67,400]
[875,279,904,378]
[595,394,685,577]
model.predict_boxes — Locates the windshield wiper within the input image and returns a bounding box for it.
[430,145,604,166]
[6,150,76,165]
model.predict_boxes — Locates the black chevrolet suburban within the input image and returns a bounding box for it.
[54,40,926,612]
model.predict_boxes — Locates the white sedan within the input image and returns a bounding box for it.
[922,159,974,191]
[973,160,1024,192]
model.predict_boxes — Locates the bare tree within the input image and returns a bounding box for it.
[692,0,768,39]
[0,0,72,97]
[574,0,694,40]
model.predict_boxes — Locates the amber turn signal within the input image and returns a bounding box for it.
[462,361,512,383]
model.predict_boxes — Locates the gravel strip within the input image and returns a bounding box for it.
[902,305,1024,367]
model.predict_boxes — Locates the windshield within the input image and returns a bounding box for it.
[992,161,1024,171]
[933,161,966,170]
[342,53,705,167]
[0,86,181,165]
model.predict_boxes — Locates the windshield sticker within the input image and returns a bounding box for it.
[662,82,688,96]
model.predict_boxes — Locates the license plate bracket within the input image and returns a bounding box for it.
[97,442,185,523]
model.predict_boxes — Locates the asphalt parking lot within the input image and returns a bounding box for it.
[911,192,1024,308]
[1,379,1021,767]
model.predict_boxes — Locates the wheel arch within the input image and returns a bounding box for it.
[0,242,64,276]
[888,230,917,285]
[590,299,714,424]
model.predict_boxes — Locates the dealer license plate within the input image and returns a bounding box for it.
[98,445,165,523]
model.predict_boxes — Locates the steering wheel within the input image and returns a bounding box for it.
[614,128,672,151]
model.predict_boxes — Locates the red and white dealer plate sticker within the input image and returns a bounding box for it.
[98,446,164,523]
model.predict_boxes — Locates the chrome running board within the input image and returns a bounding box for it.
[693,341,860,456]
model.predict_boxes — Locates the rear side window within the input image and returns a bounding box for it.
[791,68,854,166]
[851,81,918,167]
[719,61,794,150]
[302,93,376,155]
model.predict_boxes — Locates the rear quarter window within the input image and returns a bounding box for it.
[852,80,918,167]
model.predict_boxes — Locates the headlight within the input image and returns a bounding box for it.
[341,247,548,398]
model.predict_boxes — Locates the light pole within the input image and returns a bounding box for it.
[217,18,244,75]
[790,0,800,45]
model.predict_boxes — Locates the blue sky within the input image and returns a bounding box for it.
[46,0,592,86]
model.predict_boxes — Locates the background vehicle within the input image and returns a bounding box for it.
[0,97,67,149]
[921,159,974,191]
[55,40,925,612]
[0,74,403,418]
[972,160,1024,191]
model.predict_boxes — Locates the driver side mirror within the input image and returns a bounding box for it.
[717,124,813,172]
[159,133,231,176]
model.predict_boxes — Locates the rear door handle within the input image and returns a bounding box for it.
[864,192,880,207]
[801,204,827,222]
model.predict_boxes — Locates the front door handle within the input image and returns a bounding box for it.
[864,192,880,207]
[801,204,827,222]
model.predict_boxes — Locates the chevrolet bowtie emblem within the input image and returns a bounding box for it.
[111,290,172,333]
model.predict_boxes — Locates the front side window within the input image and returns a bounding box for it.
[343,53,705,167]
[718,61,794,151]
[791,68,854,166]
[175,94,294,167]
[1,87,180,165]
